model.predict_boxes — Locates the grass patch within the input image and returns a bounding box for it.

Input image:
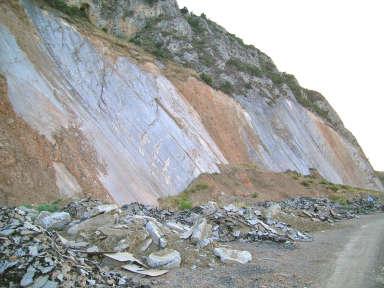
[329,194,348,206]
[178,197,193,210]
[160,182,210,210]
[24,199,63,212]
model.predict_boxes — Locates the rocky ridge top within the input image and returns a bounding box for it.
[61,0,358,145]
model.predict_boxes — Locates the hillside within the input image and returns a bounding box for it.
[0,0,382,206]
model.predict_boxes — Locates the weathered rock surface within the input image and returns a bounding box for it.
[0,0,382,207]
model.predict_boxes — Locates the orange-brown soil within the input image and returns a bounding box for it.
[174,77,260,164]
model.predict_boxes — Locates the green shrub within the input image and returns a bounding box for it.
[327,184,339,192]
[144,0,158,6]
[220,81,234,94]
[200,73,213,86]
[152,44,169,59]
[268,72,284,85]
[301,180,311,188]
[180,7,189,14]
[320,179,329,185]
[45,0,87,18]
[251,192,258,198]
[187,15,205,34]
[199,54,215,66]
[226,58,262,77]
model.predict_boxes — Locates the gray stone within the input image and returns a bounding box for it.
[213,247,252,264]
[31,276,49,288]
[0,228,15,236]
[29,245,39,256]
[165,221,190,234]
[146,221,167,248]
[20,266,36,287]
[0,260,18,274]
[147,249,181,269]
[83,204,119,219]
[191,218,211,244]
[37,212,71,230]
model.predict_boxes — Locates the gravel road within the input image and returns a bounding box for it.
[325,214,384,288]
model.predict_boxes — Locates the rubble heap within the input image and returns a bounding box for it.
[0,196,381,287]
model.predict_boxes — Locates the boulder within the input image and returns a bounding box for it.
[147,249,181,269]
[213,247,252,264]
[36,212,71,230]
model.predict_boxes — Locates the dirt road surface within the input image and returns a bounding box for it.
[153,213,384,287]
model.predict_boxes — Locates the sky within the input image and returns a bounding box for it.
[177,0,384,171]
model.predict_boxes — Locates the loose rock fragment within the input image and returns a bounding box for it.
[83,204,119,219]
[20,266,36,287]
[37,212,71,230]
[146,221,167,248]
[147,249,181,269]
[213,247,252,264]
[191,218,211,245]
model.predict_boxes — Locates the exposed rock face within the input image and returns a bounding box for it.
[0,0,225,205]
[0,0,381,206]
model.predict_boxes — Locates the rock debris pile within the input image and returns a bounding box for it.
[279,196,380,222]
[0,196,381,287]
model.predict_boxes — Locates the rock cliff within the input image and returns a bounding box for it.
[0,0,381,205]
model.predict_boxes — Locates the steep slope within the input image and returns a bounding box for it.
[0,0,381,205]
[0,0,226,205]
[62,0,381,190]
